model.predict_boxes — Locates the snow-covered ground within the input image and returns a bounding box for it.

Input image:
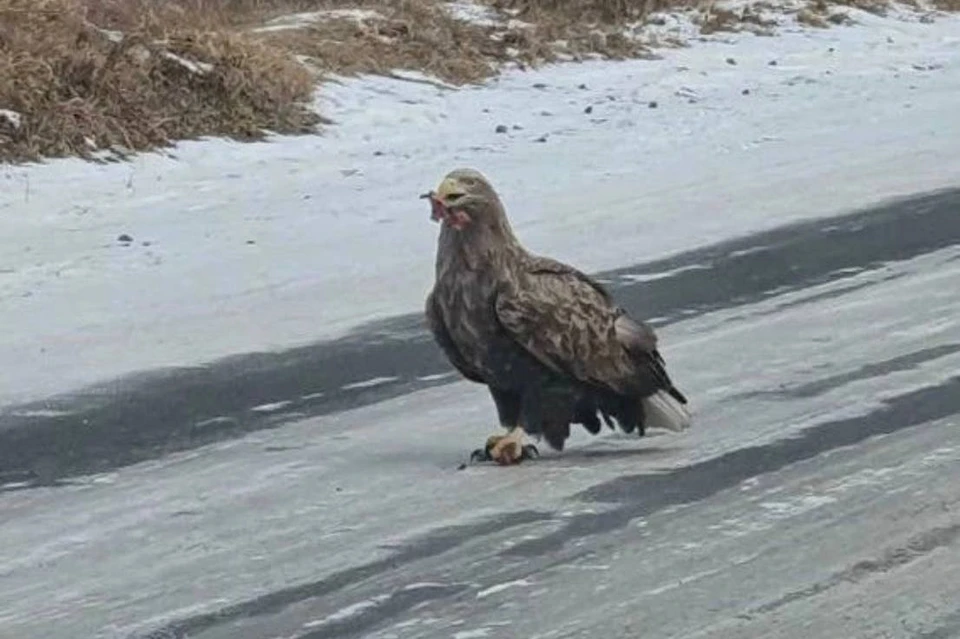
[2,8,960,405]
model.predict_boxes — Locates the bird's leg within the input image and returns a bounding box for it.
[470,426,539,465]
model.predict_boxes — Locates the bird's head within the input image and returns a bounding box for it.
[420,168,507,233]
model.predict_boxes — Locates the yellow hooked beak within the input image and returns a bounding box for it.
[426,176,472,230]
[434,176,465,205]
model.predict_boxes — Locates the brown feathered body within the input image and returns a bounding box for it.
[425,169,690,451]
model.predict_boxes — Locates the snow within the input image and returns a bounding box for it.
[2,9,960,405]
[303,595,390,627]
[444,1,503,27]
[252,9,384,33]
[341,376,400,390]
[0,109,22,130]
[249,400,294,413]
[476,578,533,599]
[160,51,213,75]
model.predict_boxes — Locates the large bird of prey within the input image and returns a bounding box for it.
[422,168,692,465]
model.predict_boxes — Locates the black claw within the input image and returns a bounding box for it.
[470,448,490,463]
[520,444,540,460]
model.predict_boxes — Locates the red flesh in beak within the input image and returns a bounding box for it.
[428,195,446,222]
[424,193,471,230]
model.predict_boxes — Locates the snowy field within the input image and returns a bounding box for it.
[2,7,960,405]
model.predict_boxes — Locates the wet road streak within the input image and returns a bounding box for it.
[2,187,960,486]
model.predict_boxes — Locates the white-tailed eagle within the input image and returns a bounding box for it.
[423,168,691,465]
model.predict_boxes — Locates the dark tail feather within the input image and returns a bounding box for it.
[668,385,688,404]
[648,349,688,405]
[543,421,570,451]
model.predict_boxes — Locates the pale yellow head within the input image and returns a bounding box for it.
[423,168,509,233]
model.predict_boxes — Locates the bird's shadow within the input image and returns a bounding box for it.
[455,441,681,470]
[519,443,678,464]
[368,431,683,470]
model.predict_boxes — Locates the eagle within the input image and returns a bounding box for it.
[422,168,691,465]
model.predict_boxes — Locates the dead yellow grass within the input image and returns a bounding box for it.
[698,3,779,34]
[0,0,673,165]
[252,0,666,85]
[807,0,890,15]
[254,0,544,85]
[2,0,959,163]
[0,0,322,163]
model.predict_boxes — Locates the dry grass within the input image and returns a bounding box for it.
[252,0,672,85]
[485,0,700,59]
[0,0,672,164]
[2,0,958,163]
[254,0,549,85]
[0,0,322,163]
[698,3,779,34]
[808,0,890,15]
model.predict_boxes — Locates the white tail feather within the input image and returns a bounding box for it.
[642,390,692,433]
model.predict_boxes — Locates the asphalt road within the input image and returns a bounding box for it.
[2,188,960,639]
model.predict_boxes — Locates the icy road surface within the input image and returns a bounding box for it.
[1,188,959,639]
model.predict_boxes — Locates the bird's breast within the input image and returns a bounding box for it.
[434,268,503,367]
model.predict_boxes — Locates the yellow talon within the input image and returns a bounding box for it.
[487,428,525,465]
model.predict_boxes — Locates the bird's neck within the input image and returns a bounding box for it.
[437,222,524,275]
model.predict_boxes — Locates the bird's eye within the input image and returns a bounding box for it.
[446,193,463,202]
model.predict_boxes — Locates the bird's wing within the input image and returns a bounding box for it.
[425,289,486,384]
[528,254,662,359]
[493,260,636,392]
[526,255,614,302]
